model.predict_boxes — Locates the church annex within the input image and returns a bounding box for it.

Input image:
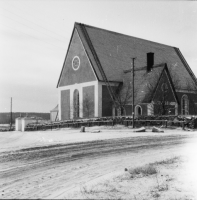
[57,22,197,120]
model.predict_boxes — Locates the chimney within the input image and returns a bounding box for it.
[147,52,154,72]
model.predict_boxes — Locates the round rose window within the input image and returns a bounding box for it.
[72,56,80,70]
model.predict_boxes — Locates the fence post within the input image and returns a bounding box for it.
[182,121,185,130]
[165,120,167,128]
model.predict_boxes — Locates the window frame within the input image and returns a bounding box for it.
[135,105,142,116]
[72,56,80,71]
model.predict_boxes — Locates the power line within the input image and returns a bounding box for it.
[3,2,67,40]
[0,22,67,51]
[0,12,67,45]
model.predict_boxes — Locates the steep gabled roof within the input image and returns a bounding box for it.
[50,105,58,112]
[132,63,165,103]
[75,22,197,91]
[151,64,179,104]
[125,63,178,104]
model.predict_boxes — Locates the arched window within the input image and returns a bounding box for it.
[135,105,142,116]
[181,95,189,115]
[73,89,80,118]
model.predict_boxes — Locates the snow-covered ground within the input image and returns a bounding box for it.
[0,126,191,153]
[0,126,197,199]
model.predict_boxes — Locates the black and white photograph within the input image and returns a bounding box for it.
[0,0,197,199]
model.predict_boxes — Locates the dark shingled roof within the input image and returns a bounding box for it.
[75,22,197,91]
[134,64,165,103]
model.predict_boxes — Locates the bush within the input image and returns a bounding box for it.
[128,164,157,176]
[150,156,180,166]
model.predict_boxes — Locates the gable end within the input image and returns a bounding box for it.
[152,65,178,104]
[57,27,98,87]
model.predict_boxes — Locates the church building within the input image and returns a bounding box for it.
[57,22,197,120]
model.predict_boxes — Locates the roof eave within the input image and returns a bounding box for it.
[56,25,76,88]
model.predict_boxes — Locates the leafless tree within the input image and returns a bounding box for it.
[101,82,137,116]
[185,77,197,91]
[168,68,182,90]
[104,66,197,117]
[70,94,94,119]
[72,102,80,119]
[146,69,175,115]
[153,84,174,115]
[185,78,197,115]
[170,68,197,115]
[117,82,140,116]
[83,94,94,118]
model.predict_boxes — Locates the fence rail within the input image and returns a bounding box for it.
[25,118,186,131]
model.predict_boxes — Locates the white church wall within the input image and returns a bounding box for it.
[58,81,99,120]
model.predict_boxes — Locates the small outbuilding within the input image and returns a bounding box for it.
[50,105,59,122]
[15,117,22,131]
[15,117,38,132]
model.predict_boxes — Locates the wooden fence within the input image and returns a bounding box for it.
[25,118,186,131]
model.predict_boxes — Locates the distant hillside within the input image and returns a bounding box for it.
[0,112,50,124]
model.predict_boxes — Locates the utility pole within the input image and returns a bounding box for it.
[123,58,136,128]
[132,58,136,128]
[10,97,12,130]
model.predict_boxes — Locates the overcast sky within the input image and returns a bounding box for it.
[0,0,196,113]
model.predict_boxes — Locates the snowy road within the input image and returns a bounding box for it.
[0,129,196,199]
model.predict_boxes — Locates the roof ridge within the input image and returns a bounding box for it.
[74,22,177,49]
